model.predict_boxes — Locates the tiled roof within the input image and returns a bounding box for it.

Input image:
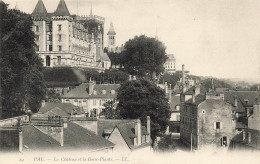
[185,94,206,105]
[236,122,248,129]
[54,0,70,16]
[42,107,70,117]
[183,85,207,95]
[232,129,260,150]
[63,122,114,151]
[22,124,60,151]
[97,119,136,137]
[62,83,120,99]
[31,0,48,18]
[98,119,150,150]
[215,91,259,113]
[107,22,116,35]
[38,102,76,114]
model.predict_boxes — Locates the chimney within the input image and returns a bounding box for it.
[182,64,185,93]
[60,127,64,147]
[135,119,141,146]
[129,75,132,81]
[234,96,238,108]
[242,131,246,141]
[41,100,45,107]
[147,116,151,143]
[211,79,214,91]
[248,132,251,143]
[195,84,200,96]
[88,81,94,95]
[220,94,224,101]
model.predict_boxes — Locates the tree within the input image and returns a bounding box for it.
[123,35,167,78]
[159,72,182,87]
[0,3,46,118]
[116,78,171,141]
[99,100,122,119]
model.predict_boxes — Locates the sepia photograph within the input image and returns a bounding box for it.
[0,0,260,163]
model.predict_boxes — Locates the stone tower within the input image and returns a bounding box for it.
[107,22,116,53]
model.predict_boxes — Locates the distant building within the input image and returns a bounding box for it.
[180,84,237,151]
[230,97,260,151]
[31,0,110,70]
[164,54,176,74]
[61,81,120,117]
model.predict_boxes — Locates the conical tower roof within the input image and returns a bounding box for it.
[54,0,70,16]
[31,0,48,18]
[107,22,116,35]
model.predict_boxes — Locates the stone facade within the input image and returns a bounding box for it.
[31,0,110,70]
[164,54,176,74]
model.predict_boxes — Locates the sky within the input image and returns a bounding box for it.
[3,0,260,82]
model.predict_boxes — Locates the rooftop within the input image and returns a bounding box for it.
[232,128,260,150]
[38,102,76,114]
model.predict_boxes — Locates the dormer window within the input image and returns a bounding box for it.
[111,90,115,94]
[102,90,106,94]
[93,91,97,95]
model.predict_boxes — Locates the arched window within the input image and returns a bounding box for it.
[46,55,50,66]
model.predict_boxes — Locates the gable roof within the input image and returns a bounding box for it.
[185,94,206,105]
[54,0,70,16]
[38,102,76,114]
[31,0,48,18]
[183,85,207,95]
[63,122,114,151]
[100,52,110,61]
[42,107,70,117]
[107,22,116,35]
[232,128,260,150]
[22,124,60,151]
[62,83,120,99]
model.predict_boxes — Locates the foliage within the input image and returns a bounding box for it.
[99,100,122,119]
[123,35,167,78]
[249,84,260,91]
[157,135,177,152]
[107,52,125,68]
[0,3,46,117]
[116,78,171,141]
[45,89,61,102]
[159,72,182,87]
[201,78,234,91]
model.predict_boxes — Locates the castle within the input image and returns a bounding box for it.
[31,0,111,70]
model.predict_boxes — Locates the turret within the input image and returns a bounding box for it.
[107,22,116,53]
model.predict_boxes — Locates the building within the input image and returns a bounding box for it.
[31,0,110,70]
[230,97,260,151]
[164,54,176,74]
[180,84,237,151]
[61,81,120,117]
[214,90,259,132]
[0,117,115,153]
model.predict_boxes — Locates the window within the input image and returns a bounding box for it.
[49,45,52,51]
[102,90,106,94]
[48,35,52,41]
[99,100,102,106]
[111,90,115,94]
[93,100,96,106]
[58,46,62,51]
[35,35,39,41]
[177,115,180,121]
[58,34,62,41]
[57,56,61,64]
[216,122,220,129]
[35,25,39,32]
[58,25,62,31]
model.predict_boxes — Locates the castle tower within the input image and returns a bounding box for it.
[107,22,116,53]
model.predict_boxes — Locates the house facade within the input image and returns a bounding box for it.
[31,0,110,70]
[61,81,120,117]
[180,85,237,151]
[163,54,176,74]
